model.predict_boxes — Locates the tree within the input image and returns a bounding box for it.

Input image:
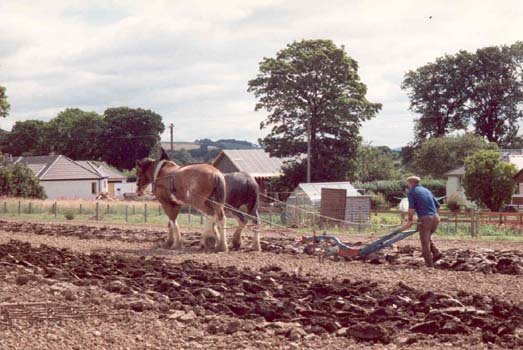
[402,42,523,146]
[100,107,164,170]
[463,150,516,211]
[3,120,50,156]
[46,108,104,160]
[355,144,400,182]
[413,133,498,178]
[0,86,9,118]
[248,39,381,187]
[0,160,46,198]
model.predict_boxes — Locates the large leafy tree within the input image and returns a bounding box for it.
[0,86,10,118]
[248,39,381,187]
[100,107,164,170]
[463,150,516,211]
[355,144,400,182]
[402,42,523,146]
[3,120,50,156]
[413,133,498,178]
[46,108,104,160]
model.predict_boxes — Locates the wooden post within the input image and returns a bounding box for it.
[18,201,21,216]
[54,202,57,217]
[200,214,204,225]
[106,203,110,214]
[95,202,99,221]
[454,213,458,234]
[125,205,128,222]
[132,204,136,215]
[3,201,6,213]
[79,203,83,214]
[158,205,161,215]
[28,202,32,214]
[144,203,147,222]
[188,206,192,225]
[269,209,273,227]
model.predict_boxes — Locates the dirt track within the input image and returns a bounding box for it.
[1,219,522,349]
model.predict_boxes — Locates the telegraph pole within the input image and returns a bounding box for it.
[306,114,311,183]
[169,123,174,151]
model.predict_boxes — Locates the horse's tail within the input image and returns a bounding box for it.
[209,172,226,205]
[247,177,260,224]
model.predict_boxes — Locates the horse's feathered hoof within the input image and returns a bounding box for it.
[216,242,229,253]
[162,240,175,249]
[232,242,241,250]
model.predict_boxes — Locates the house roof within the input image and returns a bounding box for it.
[15,155,104,180]
[292,182,361,204]
[212,149,286,178]
[445,166,465,176]
[76,161,126,181]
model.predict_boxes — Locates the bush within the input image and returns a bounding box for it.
[446,192,465,212]
[64,210,75,220]
[369,192,388,209]
[0,161,46,198]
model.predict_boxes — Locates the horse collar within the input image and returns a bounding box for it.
[152,160,166,187]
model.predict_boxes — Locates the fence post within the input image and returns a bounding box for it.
[133,204,136,215]
[18,201,21,216]
[144,203,147,223]
[200,214,203,225]
[54,202,57,217]
[470,211,476,237]
[269,209,273,227]
[28,202,32,214]
[79,203,83,215]
[106,203,110,214]
[125,205,128,222]
[188,206,192,225]
[3,201,6,213]
[158,205,161,216]
[95,202,99,221]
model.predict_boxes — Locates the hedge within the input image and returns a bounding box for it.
[353,179,446,205]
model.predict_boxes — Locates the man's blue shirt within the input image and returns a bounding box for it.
[407,184,440,217]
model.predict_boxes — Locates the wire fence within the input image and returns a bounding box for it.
[0,197,522,239]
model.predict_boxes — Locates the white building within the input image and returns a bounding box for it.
[14,155,107,199]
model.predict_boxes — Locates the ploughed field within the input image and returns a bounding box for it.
[0,219,522,349]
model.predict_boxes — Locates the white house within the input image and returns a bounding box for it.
[76,161,126,198]
[14,155,107,199]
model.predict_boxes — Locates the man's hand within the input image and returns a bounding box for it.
[398,220,413,232]
[398,208,415,232]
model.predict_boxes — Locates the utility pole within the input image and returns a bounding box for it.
[307,114,311,183]
[169,123,174,151]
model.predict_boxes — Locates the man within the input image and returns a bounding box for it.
[399,176,442,267]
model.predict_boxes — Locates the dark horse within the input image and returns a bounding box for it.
[135,150,228,252]
[224,172,261,251]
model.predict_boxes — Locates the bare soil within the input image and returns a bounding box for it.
[0,219,522,349]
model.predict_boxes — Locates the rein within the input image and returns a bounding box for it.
[151,160,166,193]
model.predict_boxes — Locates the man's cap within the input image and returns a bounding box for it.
[407,175,421,183]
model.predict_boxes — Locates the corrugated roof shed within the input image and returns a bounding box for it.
[213,149,286,177]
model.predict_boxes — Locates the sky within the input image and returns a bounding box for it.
[0,0,522,148]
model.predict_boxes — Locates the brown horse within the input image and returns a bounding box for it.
[135,150,228,252]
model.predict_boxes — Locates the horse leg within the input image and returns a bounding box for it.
[213,206,228,253]
[251,209,261,252]
[161,203,181,249]
[231,212,246,250]
[200,218,218,251]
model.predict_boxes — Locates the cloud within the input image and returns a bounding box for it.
[1,0,522,147]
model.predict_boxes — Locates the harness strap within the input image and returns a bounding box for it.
[152,160,166,192]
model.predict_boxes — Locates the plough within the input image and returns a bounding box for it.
[301,228,418,258]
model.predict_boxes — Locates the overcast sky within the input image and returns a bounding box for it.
[1,0,522,148]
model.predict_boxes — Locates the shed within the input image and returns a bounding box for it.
[212,149,286,198]
[285,182,364,226]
